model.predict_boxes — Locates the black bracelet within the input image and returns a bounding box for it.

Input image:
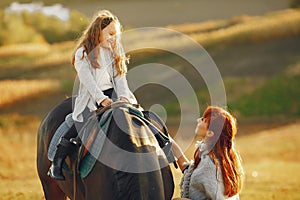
[181,164,189,173]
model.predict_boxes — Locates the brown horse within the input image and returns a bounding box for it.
[37,97,174,200]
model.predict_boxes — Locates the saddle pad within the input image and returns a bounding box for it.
[46,110,115,178]
[79,105,175,178]
[48,104,172,178]
[79,108,114,178]
[80,105,143,178]
[48,113,73,161]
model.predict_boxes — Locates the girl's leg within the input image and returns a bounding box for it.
[48,125,77,180]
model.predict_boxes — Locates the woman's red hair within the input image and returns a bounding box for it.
[194,106,243,197]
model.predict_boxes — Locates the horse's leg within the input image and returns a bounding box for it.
[40,178,67,200]
[37,97,77,199]
[161,164,175,200]
[37,150,67,200]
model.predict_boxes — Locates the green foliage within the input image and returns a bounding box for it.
[0,0,114,8]
[0,9,88,45]
[231,75,300,117]
[289,0,300,8]
[0,12,45,45]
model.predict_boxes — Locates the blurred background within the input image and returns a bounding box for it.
[0,0,299,199]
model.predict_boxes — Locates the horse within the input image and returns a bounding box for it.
[36,97,174,200]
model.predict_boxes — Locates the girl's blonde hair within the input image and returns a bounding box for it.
[72,10,128,75]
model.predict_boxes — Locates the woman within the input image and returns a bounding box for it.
[172,106,244,200]
[48,10,137,180]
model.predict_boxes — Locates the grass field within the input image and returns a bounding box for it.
[0,4,300,200]
[0,115,299,199]
[171,120,300,199]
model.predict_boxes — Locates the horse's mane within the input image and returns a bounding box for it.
[93,105,168,173]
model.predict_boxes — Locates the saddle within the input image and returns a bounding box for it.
[49,101,176,178]
[81,101,174,160]
[84,102,175,152]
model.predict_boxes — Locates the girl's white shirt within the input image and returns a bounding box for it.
[72,46,136,122]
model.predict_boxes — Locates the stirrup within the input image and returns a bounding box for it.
[70,137,81,146]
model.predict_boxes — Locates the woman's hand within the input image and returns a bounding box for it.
[100,98,113,107]
[171,138,189,172]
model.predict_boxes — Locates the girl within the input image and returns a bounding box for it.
[172,106,244,200]
[48,10,137,180]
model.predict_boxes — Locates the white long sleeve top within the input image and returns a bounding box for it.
[72,46,136,122]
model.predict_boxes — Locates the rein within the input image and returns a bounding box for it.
[95,101,133,116]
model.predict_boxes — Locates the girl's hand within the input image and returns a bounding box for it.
[119,97,129,103]
[100,98,113,107]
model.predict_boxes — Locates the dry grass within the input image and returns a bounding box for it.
[168,9,300,48]
[286,61,300,77]
[0,114,299,199]
[0,79,61,108]
[0,115,44,200]
[0,7,299,200]
[171,120,300,199]
[0,41,74,72]
[1,10,299,78]
[0,43,50,58]
[167,20,230,35]
[236,122,300,199]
